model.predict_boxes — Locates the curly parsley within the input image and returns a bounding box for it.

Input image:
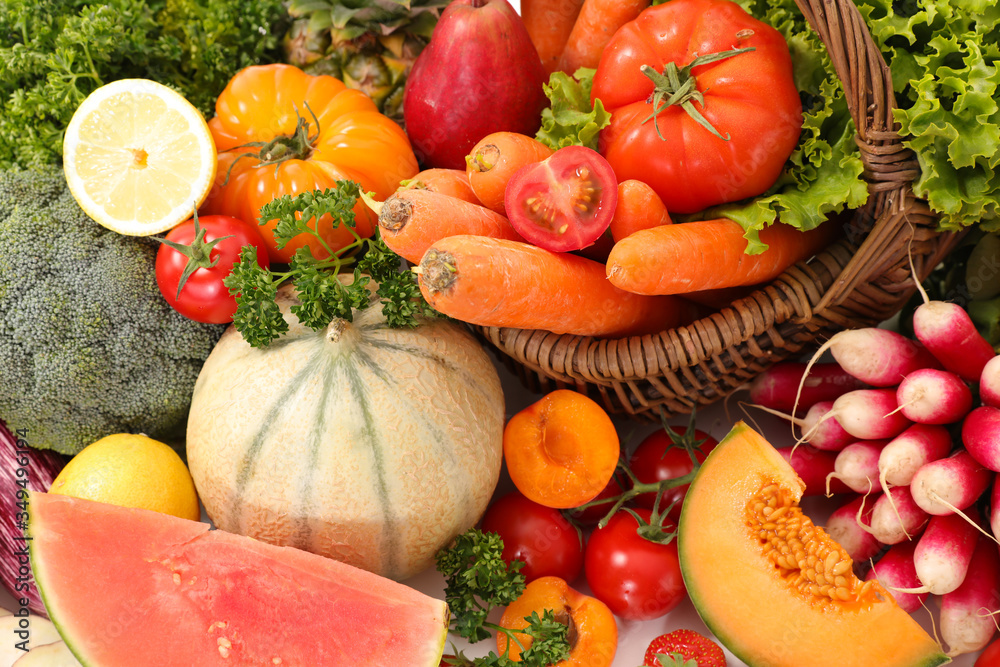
[222,181,438,348]
[436,529,573,667]
[0,0,290,169]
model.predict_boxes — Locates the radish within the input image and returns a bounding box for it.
[824,494,883,563]
[828,388,912,441]
[912,300,996,383]
[895,368,974,425]
[963,405,1000,472]
[826,439,891,494]
[798,400,856,451]
[865,540,927,613]
[981,354,1000,409]
[748,361,865,414]
[755,401,855,451]
[775,445,851,496]
[909,449,993,516]
[877,423,953,490]
[912,509,981,596]
[867,485,929,545]
[940,535,1000,656]
[820,327,941,387]
[992,475,1000,543]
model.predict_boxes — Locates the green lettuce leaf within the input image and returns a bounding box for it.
[535,68,612,151]
[856,0,1000,231]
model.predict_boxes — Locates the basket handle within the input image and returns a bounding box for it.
[792,0,940,312]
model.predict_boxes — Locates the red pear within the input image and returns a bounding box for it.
[403,0,548,170]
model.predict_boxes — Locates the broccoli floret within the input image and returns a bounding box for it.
[0,166,226,454]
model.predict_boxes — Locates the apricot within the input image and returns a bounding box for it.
[503,390,620,509]
[497,575,617,667]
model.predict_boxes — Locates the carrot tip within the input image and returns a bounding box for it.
[378,195,411,233]
[419,248,458,294]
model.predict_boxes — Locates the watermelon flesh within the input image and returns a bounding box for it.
[27,492,448,666]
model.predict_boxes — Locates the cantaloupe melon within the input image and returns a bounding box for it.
[186,284,505,580]
[678,422,949,667]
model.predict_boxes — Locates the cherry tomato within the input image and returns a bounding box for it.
[629,426,718,519]
[977,638,1000,667]
[155,214,270,324]
[584,507,685,620]
[480,491,584,584]
[503,145,617,252]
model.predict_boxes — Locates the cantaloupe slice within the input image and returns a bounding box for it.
[678,422,949,667]
[27,492,448,666]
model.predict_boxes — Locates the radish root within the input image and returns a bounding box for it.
[925,489,1000,546]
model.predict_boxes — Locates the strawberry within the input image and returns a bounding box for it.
[643,629,727,667]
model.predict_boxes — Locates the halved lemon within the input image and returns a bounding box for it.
[63,79,217,236]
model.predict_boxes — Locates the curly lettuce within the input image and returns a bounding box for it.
[855,0,1000,232]
[535,68,612,152]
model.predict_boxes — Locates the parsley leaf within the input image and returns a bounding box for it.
[223,181,437,348]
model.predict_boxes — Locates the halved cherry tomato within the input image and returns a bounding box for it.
[479,490,584,584]
[155,214,270,324]
[629,426,718,519]
[503,145,617,252]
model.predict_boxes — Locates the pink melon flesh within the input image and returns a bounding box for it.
[27,492,448,666]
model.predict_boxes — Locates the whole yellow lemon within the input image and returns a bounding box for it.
[49,433,200,521]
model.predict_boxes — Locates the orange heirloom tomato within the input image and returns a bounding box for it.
[201,64,419,263]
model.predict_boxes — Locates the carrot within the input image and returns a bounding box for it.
[606,218,841,296]
[609,179,672,243]
[556,0,650,73]
[364,189,524,265]
[522,0,586,74]
[466,132,554,216]
[397,168,481,205]
[416,235,699,337]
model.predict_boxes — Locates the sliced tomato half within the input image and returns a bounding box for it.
[504,145,617,252]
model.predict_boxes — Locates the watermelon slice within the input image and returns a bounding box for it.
[27,492,449,666]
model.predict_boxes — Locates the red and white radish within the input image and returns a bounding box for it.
[940,535,1000,656]
[981,354,1000,409]
[799,400,857,451]
[826,388,912,441]
[912,508,981,596]
[821,327,940,387]
[912,300,996,383]
[865,540,927,613]
[962,405,1000,472]
[877,423,952,493]
[992,475,1000,543]
[909,449,993,516]
[895,368,974,425]
[826,439,891,494]
[867,484,929,545]
[749,361,866,414]
[775,445,851,496]
[824,494,883,563]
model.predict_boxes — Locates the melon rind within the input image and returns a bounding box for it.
[27,492,449,667]
[678,421,949,667]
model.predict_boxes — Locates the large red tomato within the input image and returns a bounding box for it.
[201,64,419,263]
[591,0,803,214]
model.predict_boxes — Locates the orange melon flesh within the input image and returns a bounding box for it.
[678,422,948,667]
[27,492,448,666]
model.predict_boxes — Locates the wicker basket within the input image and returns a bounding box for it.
[473,0,966,420]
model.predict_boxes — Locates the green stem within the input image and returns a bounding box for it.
[641,46,755,141]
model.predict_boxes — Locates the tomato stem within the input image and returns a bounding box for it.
[152,207,233,300]
[640,46,755,142]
